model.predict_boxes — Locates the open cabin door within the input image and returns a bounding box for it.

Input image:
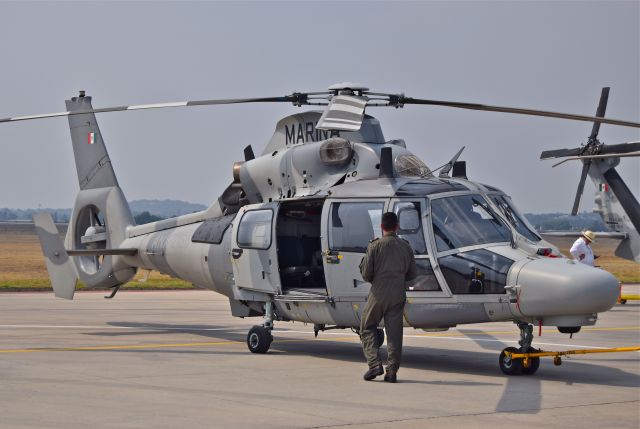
[321,199,388,299]
[231,203,281,294]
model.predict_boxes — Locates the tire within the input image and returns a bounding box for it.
[521,348,540,375]
[247,325,272,354]
[499,347,523,375]
[376,328,385,347]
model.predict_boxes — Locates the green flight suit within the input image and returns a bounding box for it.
[359,232,417,372]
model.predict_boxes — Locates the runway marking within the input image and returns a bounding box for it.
[0,340,242,353]
[0,336,358,354]
[0,325,237,331]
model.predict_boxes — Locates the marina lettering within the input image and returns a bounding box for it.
[284,122,340,145]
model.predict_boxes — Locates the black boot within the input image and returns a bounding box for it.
[363,365,384,381]
[384,370,397,383]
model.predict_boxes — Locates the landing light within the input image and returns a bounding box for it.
[319,138,353,165]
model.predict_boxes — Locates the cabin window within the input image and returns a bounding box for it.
[406,259,441,291]
[438,249,512,294]
[394,201,427,254]
[237,209,273,249]
[329,202,384,252]
[431,194,511,252]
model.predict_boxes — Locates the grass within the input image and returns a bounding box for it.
[545,236,640,283]
[0,231,194,291]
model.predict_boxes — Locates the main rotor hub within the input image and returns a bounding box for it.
[327,82,369,96]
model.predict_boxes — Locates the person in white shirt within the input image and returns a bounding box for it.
[570,230,597,266]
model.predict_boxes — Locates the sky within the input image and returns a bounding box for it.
[0,0,638,214]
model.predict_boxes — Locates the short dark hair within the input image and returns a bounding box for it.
[381,212,398,231]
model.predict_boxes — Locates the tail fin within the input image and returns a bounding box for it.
[33,212,78,299]
[66,93,119,190]
[63,93,137,291]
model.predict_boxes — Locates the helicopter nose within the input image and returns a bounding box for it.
[514,258,619,318]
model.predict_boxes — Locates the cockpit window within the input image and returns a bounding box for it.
[431,194,511,252]
[490,195,541,242]
[394,201,427,254]
[395,155,432,178]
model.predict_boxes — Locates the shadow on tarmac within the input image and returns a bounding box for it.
[82,319,640,414]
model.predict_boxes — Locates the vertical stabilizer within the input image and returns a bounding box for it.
[66,93,119,189]
[62,92,137,291]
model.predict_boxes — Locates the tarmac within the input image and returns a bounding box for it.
[0,289,638,429]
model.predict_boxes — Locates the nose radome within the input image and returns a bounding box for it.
[515,258,619,318]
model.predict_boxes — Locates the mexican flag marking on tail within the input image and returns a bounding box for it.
[88,132,96,145]
[599,183,609,192]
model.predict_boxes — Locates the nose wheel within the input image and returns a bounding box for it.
[499,347,523,375]
[499,323,540,375]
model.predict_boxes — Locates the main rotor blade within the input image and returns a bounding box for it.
[399,97,640,128]
[0,95,300,124]
[552,152,640,167]
[600,141,640,155]
[540,147,583,160]
[589,87,609,140]
[571,161,591,215]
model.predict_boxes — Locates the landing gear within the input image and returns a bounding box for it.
[499,347,523,375]
[499,322,540,376]
[247,325,273,353]
[246,299,274,354]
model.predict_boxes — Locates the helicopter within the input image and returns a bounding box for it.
[2,83,639,375]
[540,87,640,263]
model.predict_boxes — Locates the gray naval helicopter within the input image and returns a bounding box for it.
[3,83,639,375]
[540,87,640,264]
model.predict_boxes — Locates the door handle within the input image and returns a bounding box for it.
[231,248,243,259]
[325,250,341,264]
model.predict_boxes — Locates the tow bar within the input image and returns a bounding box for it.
[506,346,640,367]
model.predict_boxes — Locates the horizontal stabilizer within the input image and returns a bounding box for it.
[33,213,78,300]
[66,248,138,256]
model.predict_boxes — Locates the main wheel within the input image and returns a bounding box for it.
[521,348,540,375]
[499,347,523,375]
[247,325,272,354]
[376,328,385,347]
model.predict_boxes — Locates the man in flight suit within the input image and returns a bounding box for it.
[359,212,417,383]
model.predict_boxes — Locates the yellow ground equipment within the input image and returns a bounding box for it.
[501,346,640,375]
[618,294,640,304]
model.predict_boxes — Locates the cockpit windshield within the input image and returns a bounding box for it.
[431,194,512,252]
[489,194,541,242]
